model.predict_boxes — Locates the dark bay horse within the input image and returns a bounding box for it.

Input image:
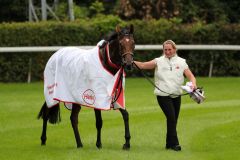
[37,25,135,150]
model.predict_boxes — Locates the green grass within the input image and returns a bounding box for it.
[0,77,240,160]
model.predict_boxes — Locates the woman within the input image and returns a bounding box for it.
[134,40,197,151]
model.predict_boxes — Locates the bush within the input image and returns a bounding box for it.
[0,18,239,82]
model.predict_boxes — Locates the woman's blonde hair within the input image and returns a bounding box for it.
[163,40,177,50]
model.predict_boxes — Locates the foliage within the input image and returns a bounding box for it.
[1,0,240,24]
[89,0,105,17]
[178,0,228,23]
[54,3,69,21]
[116,0,240,23]
[0,0,27,22]
[0,19,240,82]
[74,6,90,19]
[54,2,90,21]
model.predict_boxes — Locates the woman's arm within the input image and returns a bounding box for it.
[184,68,197,89]
[134,60,156,70]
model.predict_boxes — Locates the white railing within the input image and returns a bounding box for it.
[0,45,239,82]
[1,45,240,52]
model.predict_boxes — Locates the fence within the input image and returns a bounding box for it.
[1,45,240,82]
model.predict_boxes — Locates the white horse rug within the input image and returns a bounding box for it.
[44,44,125,110]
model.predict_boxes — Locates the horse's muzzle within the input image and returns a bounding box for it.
[124,62,134,71]
[122,52,134,71]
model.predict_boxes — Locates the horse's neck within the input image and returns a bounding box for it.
[108,41,121,65]
[99,43,120,75]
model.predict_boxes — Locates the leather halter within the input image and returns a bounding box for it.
[121,52,134,65]
[118,34,135,67]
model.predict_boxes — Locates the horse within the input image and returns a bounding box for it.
[37,25,135,150]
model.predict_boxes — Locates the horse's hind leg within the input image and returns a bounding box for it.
[70,104,83,148]
[41,117,48,145]
[94,109,102,149]
[119,108,131,150]
[38,102,61,145]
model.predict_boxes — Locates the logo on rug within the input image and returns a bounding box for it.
[82,89,96,105]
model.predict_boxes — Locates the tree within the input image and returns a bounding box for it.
[178,0,227,23]
[117,0,179,20]
[0,0,240,23]
[0,0,28,22]
[116,0,240,23]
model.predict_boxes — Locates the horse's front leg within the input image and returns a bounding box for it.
[119,108,131,150]
[70,104,83,148]
[94,109,102,149]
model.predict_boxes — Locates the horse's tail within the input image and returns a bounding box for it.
[37,102,61,124]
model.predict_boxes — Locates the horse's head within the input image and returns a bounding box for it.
[116,25,135,71]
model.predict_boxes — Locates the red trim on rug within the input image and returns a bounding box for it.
[53,98,113,111]
[106,44,120,69]
[98,47,115,76]
[110,67,125,109]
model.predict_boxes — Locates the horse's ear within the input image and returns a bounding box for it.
[116,25,121,33]
[129,24,134,34]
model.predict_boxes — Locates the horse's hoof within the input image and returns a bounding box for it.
[77,144,83,148]
[41,142,46,146]
[96,142,102,149]
[122,143,130,150]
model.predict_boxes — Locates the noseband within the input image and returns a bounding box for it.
[121,52,134,65]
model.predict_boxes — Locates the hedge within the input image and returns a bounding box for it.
[0,16,239,82]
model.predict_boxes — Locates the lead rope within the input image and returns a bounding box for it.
[133,62,189,97]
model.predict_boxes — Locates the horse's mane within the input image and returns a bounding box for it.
[100,27,132,48]
[104,31,118,42]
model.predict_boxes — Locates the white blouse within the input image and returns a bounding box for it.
[154,54,189,97]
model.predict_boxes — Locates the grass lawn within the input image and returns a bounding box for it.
[0,77,239,160]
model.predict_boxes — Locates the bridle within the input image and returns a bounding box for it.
[118,34,135,67]
[111,33,135,105]
[121,52,134,65]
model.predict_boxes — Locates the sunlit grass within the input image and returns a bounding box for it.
[0,77,239,160]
